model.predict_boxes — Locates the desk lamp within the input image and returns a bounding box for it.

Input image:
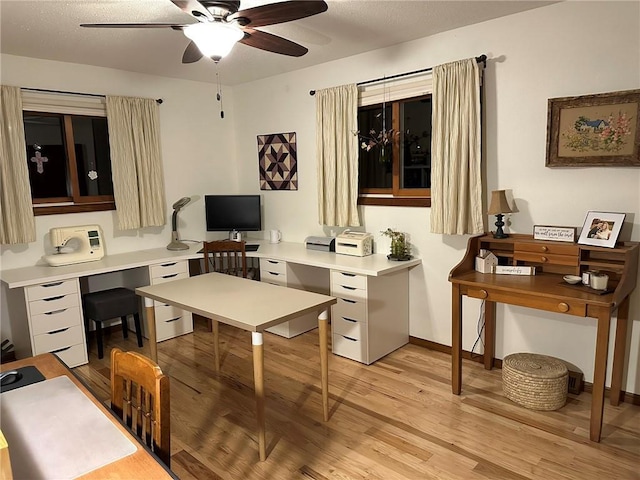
[167,197,191,251]
[488,190,513,239]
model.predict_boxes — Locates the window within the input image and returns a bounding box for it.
[357,94,432,207]
[22,92,115,215]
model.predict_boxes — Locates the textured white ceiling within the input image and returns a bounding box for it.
[0,0,557,85]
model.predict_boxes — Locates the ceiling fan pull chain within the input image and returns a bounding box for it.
[216,71,225,119]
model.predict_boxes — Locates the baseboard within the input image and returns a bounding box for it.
[408,336,640,406]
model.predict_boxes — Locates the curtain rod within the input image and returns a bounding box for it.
[22,87,163,104]
[309,54,486,96]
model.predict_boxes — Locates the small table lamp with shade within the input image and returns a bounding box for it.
[488,190,513,239]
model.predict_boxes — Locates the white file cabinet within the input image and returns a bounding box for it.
[260,258,325,338]
[330,268,409,365]
[25,279,88,367]
[146,260,193,342]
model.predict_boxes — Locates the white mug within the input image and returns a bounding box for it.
[269,229,282,244]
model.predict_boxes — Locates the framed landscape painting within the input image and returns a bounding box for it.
[546,89,640,167]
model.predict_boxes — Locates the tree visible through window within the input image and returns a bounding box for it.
[23,112,115,215]
[357,95,432,207]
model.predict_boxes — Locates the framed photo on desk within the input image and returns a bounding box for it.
[578,211,625,248]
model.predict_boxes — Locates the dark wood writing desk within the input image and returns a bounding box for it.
[449,234,639,442]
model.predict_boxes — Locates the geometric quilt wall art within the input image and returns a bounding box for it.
[257,132,298,190]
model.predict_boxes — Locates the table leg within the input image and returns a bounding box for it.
[212,319,220,373]
[144,297,158,363]
[591,308,611,442]
[318,308,330,421]
[484,300,496,370]
[452,284,462,395]
[251,332,266,461]
[610,297,629,407]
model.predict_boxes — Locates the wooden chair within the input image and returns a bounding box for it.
[110,348,171,467]
[202,240,248,371]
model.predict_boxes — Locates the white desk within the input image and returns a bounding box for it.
[1,241,420,366]
[136,272,336,461]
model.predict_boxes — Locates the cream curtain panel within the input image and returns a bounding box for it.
[315,84,360,227]
[430,58,483,235]
[0,85,36,245]
[106,96,166,230]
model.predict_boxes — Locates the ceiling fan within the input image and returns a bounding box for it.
[81,0,328,63]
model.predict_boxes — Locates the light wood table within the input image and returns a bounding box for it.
[0,354,174,479]
[136,272,337,461]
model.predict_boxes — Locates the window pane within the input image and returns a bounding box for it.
[24,114,69,198]
[358,104,393,189]
[401,97,432,189]
[71,116,113,196]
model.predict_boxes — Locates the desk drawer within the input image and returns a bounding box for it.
[33,324,84,354]
[331,283,367,301]
[331,271,367,290]
[51,343,87,368]
[332,315,365,340]
[151,271,189,285]
[467,288,587,316]
[333,334,367,363]
[260,269,287,285]
[332,297,366,323]
[156,313,193,342]
[515,242,579,256]
[31,306,82,335]
[260,258,287,275]
[154,302,186,321]
[514,252,579,267]
[26,280,78,301]
[150,261,188,279]
[29,293,80,316]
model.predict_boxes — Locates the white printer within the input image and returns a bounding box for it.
[335,231,373,257]
[305,236,336,252]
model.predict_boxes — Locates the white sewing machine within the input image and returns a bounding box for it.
[43,225,105,266]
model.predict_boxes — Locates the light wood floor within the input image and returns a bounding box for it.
[74,319,640,480]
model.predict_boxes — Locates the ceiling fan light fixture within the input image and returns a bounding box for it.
[184,22,244,62]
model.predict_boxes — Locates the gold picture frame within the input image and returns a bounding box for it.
[546,89,640,167]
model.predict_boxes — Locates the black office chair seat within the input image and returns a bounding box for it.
[83,287,143,359]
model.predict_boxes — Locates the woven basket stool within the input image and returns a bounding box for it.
[502,353,568,411]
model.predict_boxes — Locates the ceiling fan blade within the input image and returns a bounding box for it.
[182,41,203,63]
[80,23,187,29]
[170,0,215,21]
[230,1,327,28]
[240,29,308,57]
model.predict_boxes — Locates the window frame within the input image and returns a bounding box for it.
[357,96,432,207]
[23,108,116,216]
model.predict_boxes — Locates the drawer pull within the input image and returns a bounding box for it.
[160,262,177,267]
[341,285,356,291]
[50,346,71,354]
[342,317,357,323]
[165,317,181,323]
[45,309,68,315]
[268,271,281,276]
[340,272,356,277]
[47,327,69,335]
[161,273,178,279]
[267,260,279,264]
[43,295,65,302]
[341,298,357,304]
[478,290,488,299]
[342,335,357,342]
[540,256,548,262]
[541,246,548,252]
[42,282,64,288]
[558,303,570,312]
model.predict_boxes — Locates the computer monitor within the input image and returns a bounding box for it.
[205,195,262,234]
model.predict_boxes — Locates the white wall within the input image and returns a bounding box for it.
[231,1,640,393]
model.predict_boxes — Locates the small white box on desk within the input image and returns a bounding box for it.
[475,250,498,273]
[335,232,373,257]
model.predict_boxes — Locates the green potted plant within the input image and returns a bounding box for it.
[381,228,411,260]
